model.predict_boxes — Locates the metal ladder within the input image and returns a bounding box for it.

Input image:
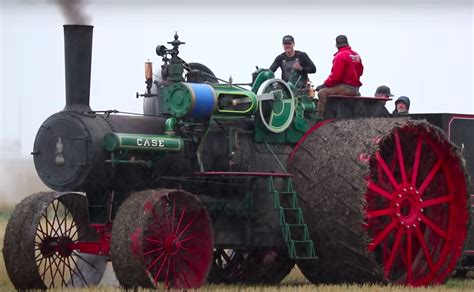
[269,176,317,260]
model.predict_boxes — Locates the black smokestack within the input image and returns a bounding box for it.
[63,25,93,112]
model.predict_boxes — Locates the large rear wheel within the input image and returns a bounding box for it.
[290,118,469,286]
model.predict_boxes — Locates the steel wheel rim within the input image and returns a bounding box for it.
[365,126,468,285]
[139,191,213,289]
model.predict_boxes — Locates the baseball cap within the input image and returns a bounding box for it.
[282,35,294,44]
[375,85,394,97]
[336,35,349,48]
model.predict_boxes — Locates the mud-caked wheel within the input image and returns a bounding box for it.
[290,118,469,286]
[111,189,214,289]
[3,192,107,289]
[207,247,294,284]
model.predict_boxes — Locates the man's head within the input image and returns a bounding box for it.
[375,85,394,98]
[336,35,349,49]
[282,35,295,55]
[395,96,410,113]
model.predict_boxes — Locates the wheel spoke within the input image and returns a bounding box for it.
[411,134,423,185]
[368,220,397,251]
[384,227,403,278]
[147,251,167,273]
[164,255,172,289]
[177,214,198,239]
[415,226,435,272]
[153,254,169,284]
[375,152,400,189]
[406,232,413,284]
[143,246,165,256]
[394,130,407,183]
[421,195,453,208]
[143,236,165,245]
[418,160,442,195]
[367,180,395,201]
[69,253,88,286]
[366,208,392,219]
[171,198,177,234]
[175,207,187,237]
[421,215,449,240]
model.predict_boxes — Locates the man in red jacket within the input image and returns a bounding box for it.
[315,35,364,117]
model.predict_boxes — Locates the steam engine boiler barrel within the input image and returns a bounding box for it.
[63,25,93,112]
[32,112,167,192]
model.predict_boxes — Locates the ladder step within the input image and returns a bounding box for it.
[279,208,304,224]
[271,191,298,208]
[269,176,317,260]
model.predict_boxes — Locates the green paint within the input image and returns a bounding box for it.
[163,83,194,118]
[103,133,183,152]
[212,85,258,116]
[251,69,275,93]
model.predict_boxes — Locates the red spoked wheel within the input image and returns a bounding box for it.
[365,126,469,285]
[3,192,106,289]
[290,118,469,285]
[111,189,214,289]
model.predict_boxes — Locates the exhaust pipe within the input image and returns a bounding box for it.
[63,25,93,112]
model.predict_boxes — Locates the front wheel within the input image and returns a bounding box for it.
[3,192,107,289]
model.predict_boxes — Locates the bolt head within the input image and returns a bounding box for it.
[403,188,407,192]
[419,198,423,202]
[420,208,424,213]
[395,203,400,207]
[417,217,422,221]
[407,225,411,229]
[409,187,413,191]
[412,224,416,228]
[396,213,401,217]
[416,191,419,194]
[398,194,402,198]
[401,221,405,225]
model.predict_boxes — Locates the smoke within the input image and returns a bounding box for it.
[55,0,90,25]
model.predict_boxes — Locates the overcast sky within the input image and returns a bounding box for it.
[1,0,473,157]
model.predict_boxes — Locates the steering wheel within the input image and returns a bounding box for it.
[257,78,295,133]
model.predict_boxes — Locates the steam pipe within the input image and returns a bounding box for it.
[63,25,93,112]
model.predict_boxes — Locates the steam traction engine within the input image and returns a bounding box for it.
[2,25,473,289]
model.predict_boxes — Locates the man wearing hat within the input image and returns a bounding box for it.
[374,85,394,98]
[269,35,316,83]
[315,35,364,118]
[392,96,410,116]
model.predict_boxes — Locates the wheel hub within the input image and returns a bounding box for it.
[392,186,422,228]
[39,236,73,258]
[164,235,180,255]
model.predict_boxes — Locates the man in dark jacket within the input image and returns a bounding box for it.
[315,35,364,117]
[392,96,410,116]
[269,35,316,83]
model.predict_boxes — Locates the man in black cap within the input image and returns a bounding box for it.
[269,35,316,83]
[315,35,364,118]
[374,85,394,98]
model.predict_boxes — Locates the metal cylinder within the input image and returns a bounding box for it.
[63,25,93,112]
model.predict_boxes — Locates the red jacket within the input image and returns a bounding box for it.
[324,46,363,87]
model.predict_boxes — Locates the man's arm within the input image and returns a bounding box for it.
[324,54,346,87]
[299,52,316,74]
[269,54,282,72]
